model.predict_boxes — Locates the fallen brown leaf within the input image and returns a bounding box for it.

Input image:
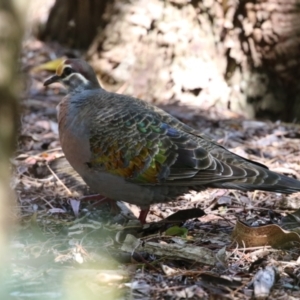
[232,220,300,248]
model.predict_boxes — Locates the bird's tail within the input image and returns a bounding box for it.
[218,169,300,194]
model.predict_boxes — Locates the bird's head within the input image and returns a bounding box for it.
[44,59,100,92]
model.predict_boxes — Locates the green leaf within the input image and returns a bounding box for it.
[165,226,188,238]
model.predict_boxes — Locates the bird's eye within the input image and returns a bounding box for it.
[63,67,73,77]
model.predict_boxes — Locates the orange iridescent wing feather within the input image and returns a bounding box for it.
[90,138,170,183]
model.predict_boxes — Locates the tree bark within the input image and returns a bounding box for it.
[39,0,108,49]
[235,0,300,120]
[0,0,25,296]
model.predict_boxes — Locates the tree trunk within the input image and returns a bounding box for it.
[41,0,300,122]
[0,0,25,296]
[39,0,108,49]
[236,0,300,120]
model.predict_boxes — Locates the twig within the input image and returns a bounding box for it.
[46,163,72,196]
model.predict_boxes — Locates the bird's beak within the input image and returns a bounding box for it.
[43,75,61,86]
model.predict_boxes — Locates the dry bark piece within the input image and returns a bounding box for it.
[200,272,242,288]
[121,234,216,265]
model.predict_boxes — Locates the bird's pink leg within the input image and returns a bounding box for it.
[138,208,150,224]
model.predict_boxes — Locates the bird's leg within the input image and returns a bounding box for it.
[138,207,150,224]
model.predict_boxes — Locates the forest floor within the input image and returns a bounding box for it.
[7,36,300,299]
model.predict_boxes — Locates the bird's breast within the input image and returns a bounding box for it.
[57,99,91,175]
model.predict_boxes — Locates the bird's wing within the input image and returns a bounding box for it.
[88,101,264,186]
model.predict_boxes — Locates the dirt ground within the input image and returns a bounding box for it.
[7,28,300,300]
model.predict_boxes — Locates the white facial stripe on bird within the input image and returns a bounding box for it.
[64,72,89,85]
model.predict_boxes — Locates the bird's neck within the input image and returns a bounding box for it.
[68,81,100,94]
[65,73,101,93]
